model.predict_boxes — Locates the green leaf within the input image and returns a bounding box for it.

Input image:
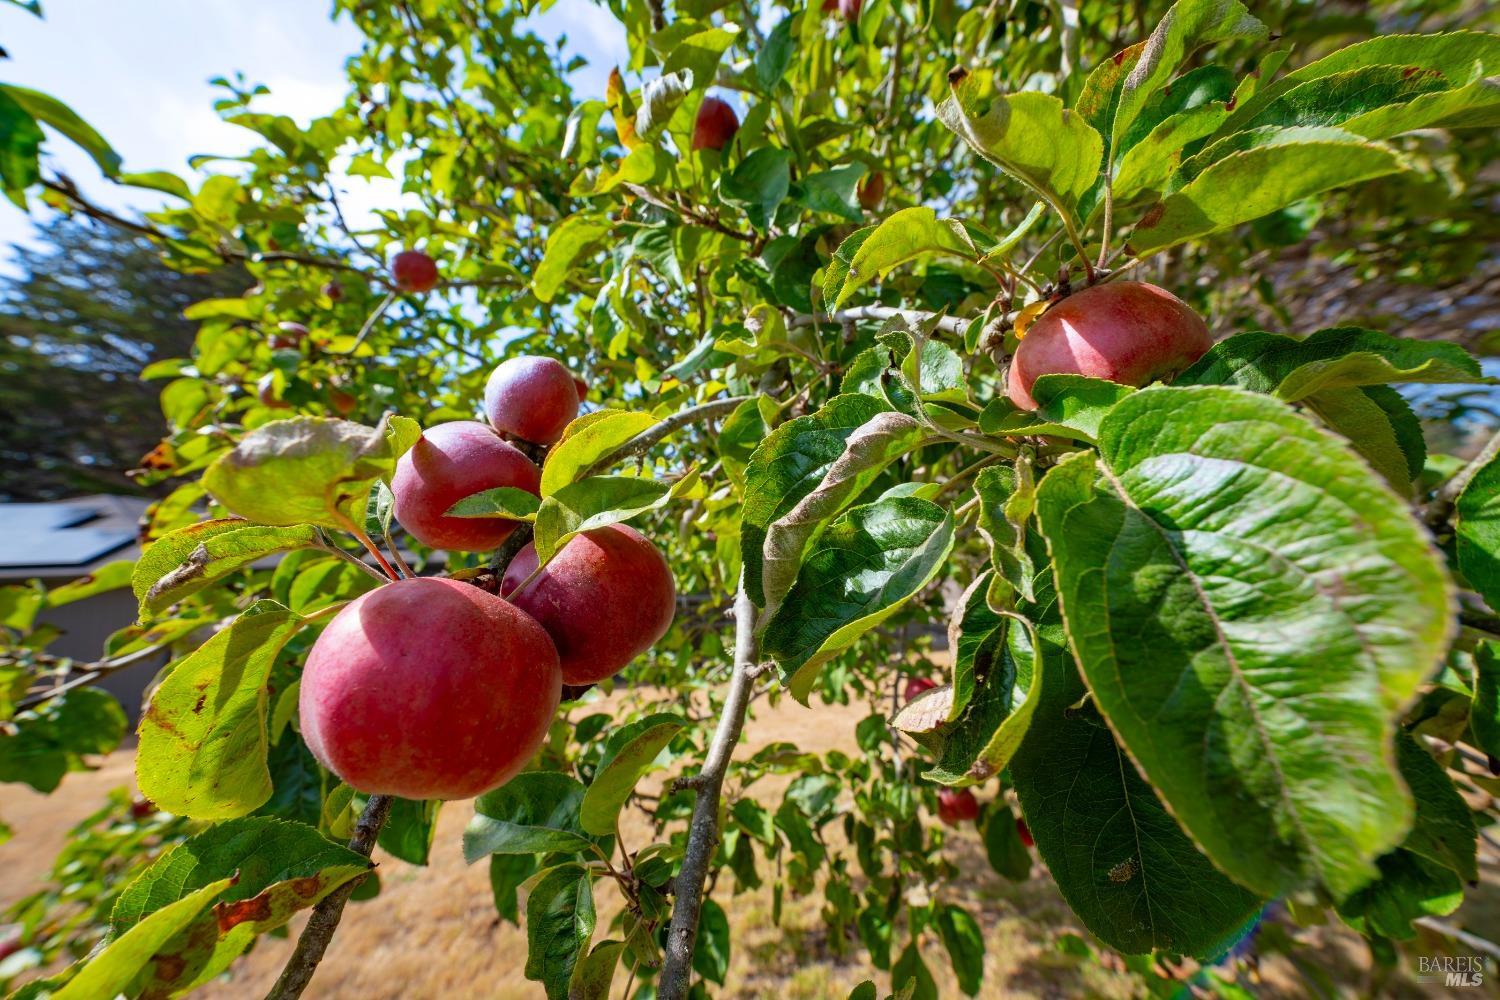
[1335,851,1463,940]
[0,88,43,206]
[202,417,399,533]
[891,943,937,1000]
[762,497,955,702]
[796,163,866,222]
[489,853,539,925]
[692,897,731,984]
[540,410,658,496]
[109,816,371,994]
[821,224,875,307]
[1177,327,1485,399]
[1034,386,1453,899]
[1008,572,1264,956]
[136,602,306,820]
[525,864,596,1000]
[1301,386,1418,492]
[663,25,740,93]
[722,147,793,231]
[1112,103,1229,202]
[579,713,685,836]
[741,393,890,606]
[1393,730,1477,883]
[828,206,979,309]
[1110,0,1266,152]
[569,939,624,1000]
[463,772,597,860]
[974,463,1037,604]
[0,688,127,792]
[377,797,441,866]
[1342,74,1500,138]
[1452,455,1500,614]
[1474,643,1500,760]
[132,519,319,619]
[51,878,234,1000]
[533,215,612,303]
[982,802,1032,881]
[534,470,698,564]
[0,84,122,176]
[1028,374,1135,441]
[935,904,984,996]
[44,559,134,608]
[1130,133,1403,254]
[937,78,1102,215]
[1221,31,1500,134]
[755,16,794,92]
[634,70,694,141]
[445,486,543,521]
[1234,64,1451,133]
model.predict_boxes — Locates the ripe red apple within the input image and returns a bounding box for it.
[269,321,308,350]
[937,787,980,826]
[838,0,862,21]
[501,524,676,685]
[129,798,156,820]
[1016,816,1034,847]
[300,577,561,799]
[904,676,937,702]
[483,356,581,446]
[322,280,344,302]
[692,96,739,152]
[1006,281,1211,411]
[858,171,885,211]
[256,373,289,409]
[392,421,541,551]
[390,250,439,293]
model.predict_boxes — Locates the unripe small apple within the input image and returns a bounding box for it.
[1016,816,1034,847]
[692,97,739,152]
[1007,281,1212,411]
[391,250,439,293]
[392,421,541,551]
[256,373,289,409]
[300,577,561,799]
[502,524,676,685]
[904,676,937,702]
[937,787,980,826]
[484,356,581,446]
[858,171,885,211]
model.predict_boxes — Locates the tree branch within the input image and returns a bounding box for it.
[580,396,751,479]
[658,583,761,1000]
[788,305,968,337]
[1424,426,1500,530]
[265,793,394,1000]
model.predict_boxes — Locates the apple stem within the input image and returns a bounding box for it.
[658,581,762,1000]
[265,793,393,1000]
[351,528,402,582]
[1096,169,1115,272]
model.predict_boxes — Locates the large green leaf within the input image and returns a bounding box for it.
[541,410,659,496]
[533,214,612,302]
[1130,133,1402,254]
[1393,730,1477,882]
[132,519,319,619]
[1008,572,1264,956]
[51,878,234,1000]
[579,713,685,836]
[1233,64,1450,132]
[740,393,891,606]
[525,864,596,1000]
[1110,0,1266,153]
[0,88,43,207]
[936,79,1102,216]
[109,817,370,994]
[762,497,955,702]
[1456,454,1500,613]
[1035,387,1453,899]
[0,84,122,176]
[934,904,984,996]
[0,688,127,793]
[825,207,981,309]
[136,602,306,820]
[534,470,699,564]
[463,771,598,860]
[1177,327,1485,398]
[202,417,400,533]
[722,147,793,231]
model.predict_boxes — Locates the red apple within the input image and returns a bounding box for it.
[390,250,439,293]
[838,0,861,21]
[129,798,156,820]
[392,421,541,551]
[858,171,885,211]
[483,356,581,446]
[300,577,561,799]
[572,375,589,402]
[502,524,676,685]
[1016,816,1034,847]
[328,386,357,416]
[1006,281,1211,411]
[322,280,344,302]
[269,321,308,350]
[904,676,938,702]
[256,373,289,409]
[692,96,740,152]
[937,787,980,826]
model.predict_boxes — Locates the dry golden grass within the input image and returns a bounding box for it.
[2,687,1493,998]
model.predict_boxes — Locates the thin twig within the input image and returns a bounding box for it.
[265,794,394,1000]
[787,306,968,337]
[658,583,761,1000]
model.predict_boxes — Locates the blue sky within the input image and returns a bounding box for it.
[0,0,628,273]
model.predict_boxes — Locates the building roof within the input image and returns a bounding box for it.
[0,495,147,582]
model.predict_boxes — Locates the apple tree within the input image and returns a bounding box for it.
[2,0,1499,997]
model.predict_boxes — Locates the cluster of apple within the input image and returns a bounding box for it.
[297,349,676,801]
